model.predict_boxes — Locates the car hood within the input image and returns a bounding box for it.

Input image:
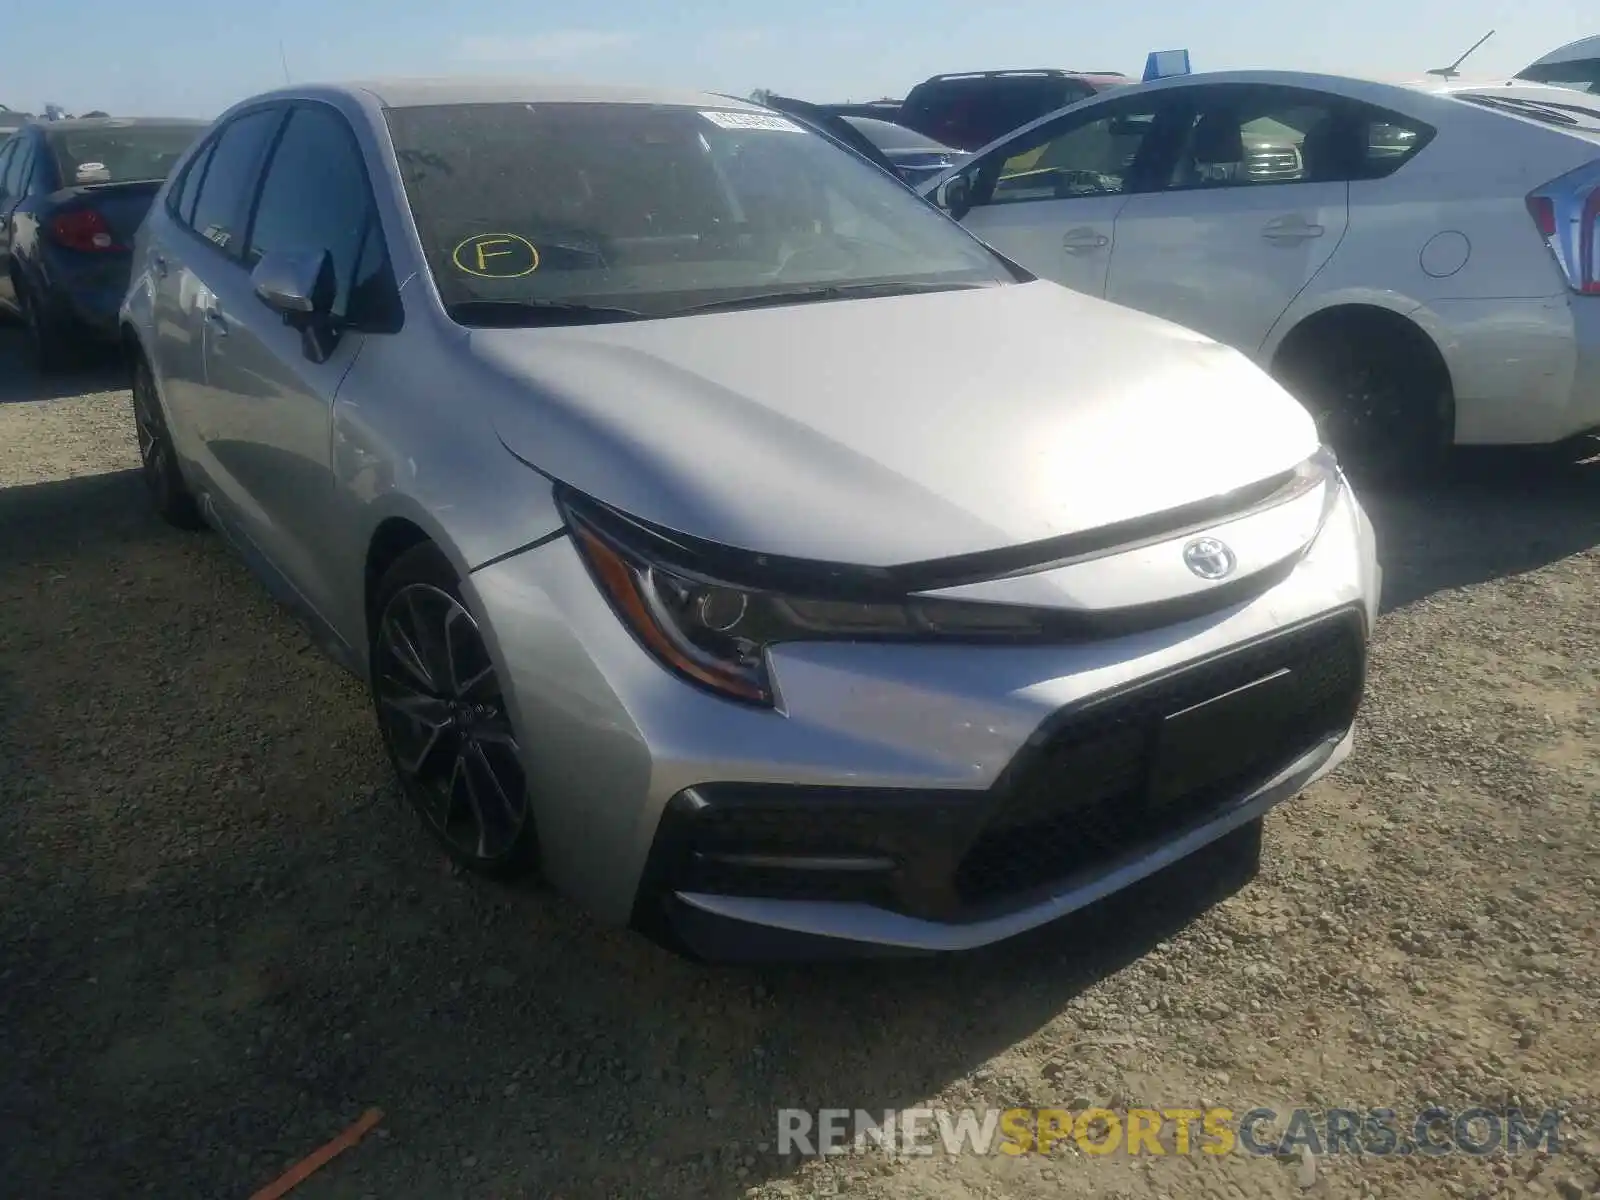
[480,280,1318,567]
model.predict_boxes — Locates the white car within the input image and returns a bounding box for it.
[920,70,1600,475]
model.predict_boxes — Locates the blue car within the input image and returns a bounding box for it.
[0,116,204,370]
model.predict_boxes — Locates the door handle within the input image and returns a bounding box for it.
[151,252,168,278]
[1262,219,1324,243]
[1062,227,1110,254]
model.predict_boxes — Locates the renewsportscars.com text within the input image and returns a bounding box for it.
[777,1106,1564,1158]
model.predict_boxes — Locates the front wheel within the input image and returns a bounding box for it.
[369,542,537,878]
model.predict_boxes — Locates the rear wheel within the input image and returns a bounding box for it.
[369,542,537,878]
[18,281,76,375]
[130,355,204,529]
[1272,315,1454,483]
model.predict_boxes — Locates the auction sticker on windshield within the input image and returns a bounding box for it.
[452,233,540,278]
[700,110,804,133]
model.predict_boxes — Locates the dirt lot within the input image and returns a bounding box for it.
[0,326,1597,1200]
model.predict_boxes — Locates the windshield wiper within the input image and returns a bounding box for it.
[1458,93,1591,127]
[673,280,992,316]
[445,299,647,328]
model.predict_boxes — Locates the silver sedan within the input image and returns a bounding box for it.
[119,80,1381,960]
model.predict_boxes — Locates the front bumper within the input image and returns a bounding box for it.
[658,730,1349,960]
[466,480,1380,958]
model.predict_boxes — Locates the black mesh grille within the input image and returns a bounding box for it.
[638,608,1367,929]
[952,611,1365,908]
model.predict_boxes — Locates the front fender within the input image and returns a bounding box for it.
[328,327,568,659]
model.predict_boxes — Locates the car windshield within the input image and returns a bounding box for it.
[1516,59,1600,94]
[384,101,1011,324]
[46,123,202,185]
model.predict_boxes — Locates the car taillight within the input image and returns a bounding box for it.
[1527,161,1600,294]
[49,208,124,253]
[1527,195,1557,237]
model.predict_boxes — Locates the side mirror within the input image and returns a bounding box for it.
[251,248,340,363]
[934,173,973,220]
[252,248,334,321]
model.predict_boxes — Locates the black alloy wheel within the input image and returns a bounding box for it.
[130,356,204,529]
[370,545,535,876]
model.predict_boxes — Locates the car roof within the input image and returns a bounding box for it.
[1040,67,1600,117]
[905,70,1128,97]
[36,116,208,132]
[301,78,764,112]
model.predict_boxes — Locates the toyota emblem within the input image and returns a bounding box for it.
[1183,537,1236,581]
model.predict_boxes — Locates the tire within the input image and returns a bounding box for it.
[130,355,205,530]
[17,281,77,375]
[1273,323,1453,484]
[368,541,537,878]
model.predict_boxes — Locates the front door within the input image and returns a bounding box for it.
[948,93,1189,298]
[197,100,386,624]
[1104,85,1353,356]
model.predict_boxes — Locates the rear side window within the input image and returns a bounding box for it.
[187,107,282,258]
[1351,107,1435,180]
[168,138,214,226]
[243,103,380,321]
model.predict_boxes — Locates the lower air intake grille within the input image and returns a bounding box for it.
[953,610,1365,909]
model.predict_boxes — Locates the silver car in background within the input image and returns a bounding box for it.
[119,80,1381,961]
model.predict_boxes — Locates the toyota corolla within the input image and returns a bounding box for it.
[119,80,1380,960]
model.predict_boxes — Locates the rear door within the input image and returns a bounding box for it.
[943,90,1190,298]
[144,134,215,457]
[196,100,391,621]
[1103,83,1353,355]
[149,107,284,473]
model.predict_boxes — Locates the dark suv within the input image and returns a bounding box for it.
[897,69,1127,152]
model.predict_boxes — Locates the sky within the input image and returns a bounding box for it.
[4,0,1596,119]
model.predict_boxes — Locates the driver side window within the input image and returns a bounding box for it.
[978,101,1167,206]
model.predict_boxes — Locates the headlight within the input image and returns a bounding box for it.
[1292,445,1345,538]
[560,446,1340,709]
[561,494,1044,708]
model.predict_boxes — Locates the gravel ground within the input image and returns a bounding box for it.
[0,325,1597,1200]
